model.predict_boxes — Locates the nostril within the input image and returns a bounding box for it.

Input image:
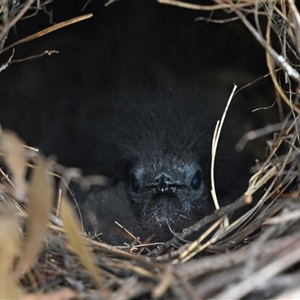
[156,173,171,184]
[166,176,171,183]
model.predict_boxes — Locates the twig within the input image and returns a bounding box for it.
[211,84,237,211]
[2,14,93,53]
[0,0,35,43]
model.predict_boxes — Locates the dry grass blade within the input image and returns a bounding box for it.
[273,288,300,300]
[14,156,53,279]
[59,196,109,294]
[157,0,256,11]
[0,0,35,43]
[214,237,300,299]
[178,217,225,263]
[2,13,93,53]
[0,204,24,299]
[152,263,173,298]
[211,84,237,211]
[21,288,79,300]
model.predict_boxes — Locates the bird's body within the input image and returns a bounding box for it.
[0,2,257,245]
[69,84,251,244]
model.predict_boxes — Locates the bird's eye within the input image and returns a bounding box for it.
[130,173,140,192]
[191,170,201,190]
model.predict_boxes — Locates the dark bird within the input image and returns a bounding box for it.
[67,83,252,245]
[0,1,258,245]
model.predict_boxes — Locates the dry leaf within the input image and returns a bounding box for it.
[59,197,109,293]
[14,156,54,279]
[0,204,24,299]
[0,129,27,201]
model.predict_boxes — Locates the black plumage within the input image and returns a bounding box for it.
[70,84,252,244]
[0,1,259,245]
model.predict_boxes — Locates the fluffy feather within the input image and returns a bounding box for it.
[73,84,251,244]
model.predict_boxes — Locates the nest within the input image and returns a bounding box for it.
[1,0,300,299]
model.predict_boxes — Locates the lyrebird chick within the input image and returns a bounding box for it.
[75,85,250,244]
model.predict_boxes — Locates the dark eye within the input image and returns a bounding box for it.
[130,173,140,192]
[191,170,201,190]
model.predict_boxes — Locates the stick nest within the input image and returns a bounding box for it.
[1,0,300,299]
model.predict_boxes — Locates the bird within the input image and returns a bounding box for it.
[65,83,252,245]
[0,2,257,246]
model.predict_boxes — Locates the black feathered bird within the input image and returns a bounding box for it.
[67,83,252,244]
[0,2,257,245]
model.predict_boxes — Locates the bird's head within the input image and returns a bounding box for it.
[128,152,208,231]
